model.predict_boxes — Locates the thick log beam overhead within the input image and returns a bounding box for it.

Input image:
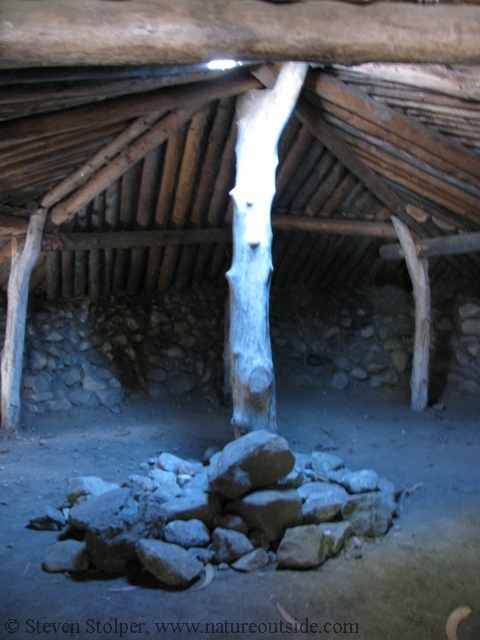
[2,1,480,68]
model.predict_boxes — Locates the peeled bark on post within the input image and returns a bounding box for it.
[1,208,48,429]
[391,216,431,412]
[226,62,308,436]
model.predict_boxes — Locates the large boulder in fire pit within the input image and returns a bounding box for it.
[208,430,295,499]
[226,488,302,543]
[68,488,165,573]
[136,539,203,587]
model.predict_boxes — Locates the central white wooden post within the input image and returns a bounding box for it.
[226,62,308,436]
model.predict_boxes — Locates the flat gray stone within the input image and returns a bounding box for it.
[67,476,120,505]
[462,319,480,335]
[277,525,325,569]
[60,368,82,387]
[226,488,302,543]
[136,539,203,587]
[297,481,349,504]
[82,372,107,391]
[325,468,352,484]
[293,452,312,469]
[459,302,480,319]
[31,350,48,370]
[211,528,253,564]
[340,469,379,493]
[272,466,304,489]
[28,505,66,531]
[81,490,162,573]
[342,493,393,537]
[23,374,51,392]
[212,514,249,535]
[95,388,124,407]
[166,373,196,396]
[310,452,344,474]
[68,487,134,530]
[66,476,120,506]
[43,540,90,573]
[67,387,99,408]
[47,398,73,411]
[318,521,353,557]
[351,367,368,380]
[163,519,210,549]
[390,350,408,373]
[231,548,268,572]
[302,495,343,524]
[157,452,195,475]
[330,371,348,389]
[148,468,178,488]
[160,489,222,527]
[208,430,295,500]
[124,474,157,492]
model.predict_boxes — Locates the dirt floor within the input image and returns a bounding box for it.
[1,376,479,640]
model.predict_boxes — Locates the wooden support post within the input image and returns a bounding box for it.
[391,216,431,412]
[1,207,47,429]
[226,61,308,436]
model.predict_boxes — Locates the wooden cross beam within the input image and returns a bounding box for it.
[2,1,480,67]
[380,231,480,260]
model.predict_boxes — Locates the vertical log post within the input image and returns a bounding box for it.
[391,216,431,411]
[1,207,48,429]
[226,62,308,436]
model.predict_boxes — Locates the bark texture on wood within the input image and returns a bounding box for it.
[226,61,308,436]
[2,1,480,67]
[380,230,480,260]
[391,216,431,412]
[1,208,47,429]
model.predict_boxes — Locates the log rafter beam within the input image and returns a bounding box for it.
[295,97,428,237]
[47,74,261,226]
[2,1,480,68]
[313,74,480,224]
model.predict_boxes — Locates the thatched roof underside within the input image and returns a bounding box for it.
[1,62,480,299]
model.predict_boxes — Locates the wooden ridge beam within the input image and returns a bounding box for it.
[380,230,480,260]
[2,1,480,67]
[36,217,397,252]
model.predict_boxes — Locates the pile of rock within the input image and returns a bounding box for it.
[36,430,398,588]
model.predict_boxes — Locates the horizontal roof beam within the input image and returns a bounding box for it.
[37,217,397,252]
[2,1,480,68]
[380,230,480,260]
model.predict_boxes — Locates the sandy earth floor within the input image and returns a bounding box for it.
[0,377,479,640]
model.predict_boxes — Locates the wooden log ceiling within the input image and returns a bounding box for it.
[2,1,480,67]
[0,9,480,298]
